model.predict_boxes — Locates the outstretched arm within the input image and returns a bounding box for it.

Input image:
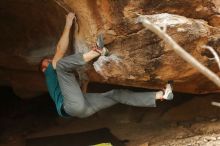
[52,12,75,69]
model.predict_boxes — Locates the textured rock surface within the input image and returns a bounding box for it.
[0,0,220,98]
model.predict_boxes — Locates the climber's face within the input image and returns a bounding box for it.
[40,58,52,72]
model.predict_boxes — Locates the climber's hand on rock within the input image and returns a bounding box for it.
[65,12,75,28]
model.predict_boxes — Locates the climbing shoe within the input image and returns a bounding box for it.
[93,33,109,56]
[162,82,174,100]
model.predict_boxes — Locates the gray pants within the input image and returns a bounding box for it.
[56,53,156,118]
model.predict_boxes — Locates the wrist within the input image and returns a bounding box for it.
[64,24,72,31]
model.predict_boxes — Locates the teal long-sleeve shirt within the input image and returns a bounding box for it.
[44,63,69,117]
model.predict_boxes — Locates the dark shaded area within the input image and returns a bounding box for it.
[0,86,55,117]
[0,0,67,98]
[0,84,220,145]
[0,0,65,70]
[26,128,126,146]
[0,86,57,144]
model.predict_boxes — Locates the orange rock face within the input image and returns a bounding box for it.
[0,0,220,98]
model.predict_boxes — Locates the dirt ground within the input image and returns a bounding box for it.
[0,86,220,146]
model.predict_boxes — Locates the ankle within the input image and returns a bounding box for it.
[64,25,72,31]
[90,50,101,57]
[83,50,100,62]
[155,91,163,100]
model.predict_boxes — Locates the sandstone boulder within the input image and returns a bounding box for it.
[0,0,220,98]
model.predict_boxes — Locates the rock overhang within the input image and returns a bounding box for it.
[0,0,220,98]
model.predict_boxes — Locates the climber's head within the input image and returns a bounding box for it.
[39,57,52,73]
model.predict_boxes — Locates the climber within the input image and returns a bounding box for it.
[40,12,174,118]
